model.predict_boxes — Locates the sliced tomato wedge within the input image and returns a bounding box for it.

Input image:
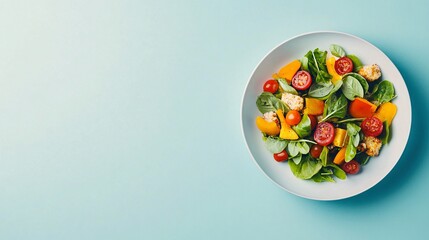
[335,57,354,75]
[291,70,312,90]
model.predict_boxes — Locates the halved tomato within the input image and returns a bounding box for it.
[291,70,312,90]
[335,57,354,75]
[314,122,335,146]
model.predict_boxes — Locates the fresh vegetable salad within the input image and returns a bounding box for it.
[255,44,397,182]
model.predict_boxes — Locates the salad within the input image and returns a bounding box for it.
[255,44,397,182]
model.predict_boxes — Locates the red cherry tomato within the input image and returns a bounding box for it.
[291,70,312,90]
[308,115,317,130]
[263,79,279,93]
[334,57,354,75]
[314,122,335,146]
[273,150,288,162]
[361,116,383,137]
[310,144,323,158]
[342,160,361,174]
[285,110,301,126]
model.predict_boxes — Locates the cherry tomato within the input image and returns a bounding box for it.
[263,79,279,93]
[314,122,335,146]
[334,57,354,75]
[342,160,361,174]
[273,150,288,162]
[285,110,301,126]
[361,116,383,137]
[308,115,317,130]
[310,144,323,158]
[291,70,312,90]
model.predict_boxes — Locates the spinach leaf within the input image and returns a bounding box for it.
[287,141,310,157]
[308,80,343,100]
[344,72,369,94]
[353,133,360,147]
[360,154,371,165]
[256,92,289,113]
[305,49,332,86]
[290,154,302,164]
[380,121,390,144]
[308,83,334,98]
[312,172,335,183]
[278,78,298,95]
[301,56,309,71]
[288,155,323,180]
[327,164,347,180]
[330,44,346,57]
[371,80,395,106]
[292,114,311,138]
[265,137,287,153]
[334,117,365,124]
[319,146,329,167]
[347,54,363,72]
[342,75,364,100]
[345,136,357,162]
[347,123,361,136]
[345,123,361,162]
[323,93,348,121]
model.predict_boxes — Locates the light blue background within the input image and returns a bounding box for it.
[0,0,427,239]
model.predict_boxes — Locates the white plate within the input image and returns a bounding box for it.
[241,31,412,200]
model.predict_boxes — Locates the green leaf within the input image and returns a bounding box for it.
[287,141,309,157]
[371,80,395,106]
[290,154,302,164]
[380,121,391,144]
[312,172,335,183]
[334,118,365,124]
[327,164,347,180]
[288,155,323,180]
[345,136,357,162]
[256,92,289,113]
[343,72,369,94]
[278,78,298,95]
[347,54,363,72]
[308,80,343,100]
[292,114,312,138]
[323,93,348,121]
[346,123,361,136]
[360,154,371,165]
[301,56,309,71]
[264,137,287,153]
[305,49,332,86]
[330,44,346,57]
[308,83,334,98]
[342,75,364,101]
[319,146,329,167]
[353,133,360,147]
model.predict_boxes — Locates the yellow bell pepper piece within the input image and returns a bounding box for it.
[333,128,347,147]
[277,60,301,83]
[373,102,397,126]
[326,57,342,84]
[255,116,280,136]
[333,147,347,165]
[303,98,325,116]
[276,109,299,140]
